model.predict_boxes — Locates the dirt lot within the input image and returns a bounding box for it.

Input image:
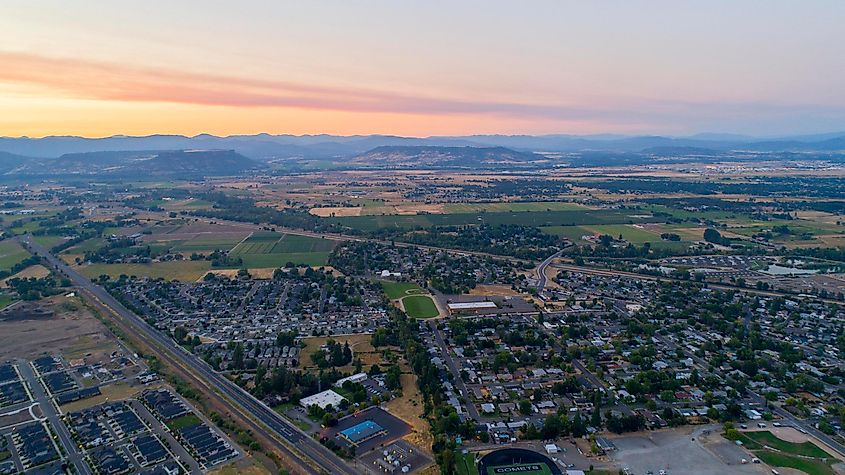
[1,264,51,287]
[0,295,113,361]
[468,284,522,297]
[383,372,433,453]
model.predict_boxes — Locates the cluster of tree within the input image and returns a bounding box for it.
[310,340,353,368]
[7,276,67,300]
[604,412,646,433]
[189,192,336,233]
[172,326,201,349]
[372,223,562,260]
[703,228,731,246]
[0,254,42,280]
[206,249,243,268]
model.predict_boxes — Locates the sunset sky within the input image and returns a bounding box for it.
[2,1,844,137]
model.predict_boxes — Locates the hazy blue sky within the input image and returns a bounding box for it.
[1,1,844,136]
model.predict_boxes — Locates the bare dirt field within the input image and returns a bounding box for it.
[0,295,111,361]
[145,222,252,241]
[468,284,522,297]
[309,207,363,217]
[383,372,433,454]
[1,264,50,287]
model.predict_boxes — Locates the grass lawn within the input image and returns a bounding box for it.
[456,451,479,475]
[754,450,835,475]
[79,261,211,281]
[743,431,831,458]
[31,235,65,249]
[401,295,439,318]
[166,414,201,431]
[380,280,425,299]
[0,240,30,271]
[63,236,106,254]
[0,294,17,309]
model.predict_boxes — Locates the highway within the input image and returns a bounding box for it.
[535,250,563,291]
[18,235,358,475]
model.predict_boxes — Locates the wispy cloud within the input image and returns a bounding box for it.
[0,50,633,121]
[2,51,842,134]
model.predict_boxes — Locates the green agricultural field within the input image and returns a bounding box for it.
[330,209,660,231]
[380,280,425,299]
[580,224,661,244]
[443,201,589,214]
[0,240,30,271]
[541,225,591,242]
[171,237,242,253]
[63,237,107,254]
[272,234,337,253]
[401,295,439,318]
[31,235,65,249]
[237,252,331,268]
[79,261,211,281]
[229,232,335,267]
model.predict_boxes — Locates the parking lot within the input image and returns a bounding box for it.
[327,406,411,455]
[609,426,764,475]
[359,439,432,474]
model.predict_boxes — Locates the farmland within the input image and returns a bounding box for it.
[329,209,660,231]
[228,232,337,267]
[0,239,30,271]
[79,260,212,281]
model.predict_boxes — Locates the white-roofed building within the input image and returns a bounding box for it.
[299,390,346,410]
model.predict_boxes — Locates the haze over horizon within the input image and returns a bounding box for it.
[2,1,844,138]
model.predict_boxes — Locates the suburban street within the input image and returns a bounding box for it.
[19,235,358,475]
[17,360,92,475]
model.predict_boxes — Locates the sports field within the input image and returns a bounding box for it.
[401,295,439,318]
[485,463,553,475]
[379,280,425,299]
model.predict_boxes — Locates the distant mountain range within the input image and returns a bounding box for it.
[2,132,845,161]
[0,132,844,177]
[351,146,543,168]
[0,149,261,178]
